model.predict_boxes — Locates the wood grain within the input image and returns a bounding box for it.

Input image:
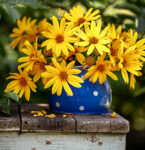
[0,132,126,150]
[0,104,129,133]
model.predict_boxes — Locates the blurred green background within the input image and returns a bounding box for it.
[0,0,145,149]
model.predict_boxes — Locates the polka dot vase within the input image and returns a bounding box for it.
[48,67,112,114]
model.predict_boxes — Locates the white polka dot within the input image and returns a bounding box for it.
[93,91,98,96]
[56,102,60,107]
[79,106,85,111]
[81,75,84,79]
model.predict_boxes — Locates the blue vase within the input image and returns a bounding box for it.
[48,67,112,114]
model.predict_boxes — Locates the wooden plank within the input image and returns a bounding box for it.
[0,132,126,150]
[0,105,19,131]
[74,114,129,133]
[21,104,76,132]
[0,104,129,133]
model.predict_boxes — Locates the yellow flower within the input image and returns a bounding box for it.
[107,24,122,40]
[64,5,100,27]
[30,54,47,83]
[41,58,84,96]
[4,68,37,101]
[41,16,78,57]
[38,18,51,34]
[118,44,143,84]
[107,24,122,65]
[75,20,111,55]
[68,46,87,65]
[84,54,118,84]
[127,29,145,61]
[18,40,41,71]
[10,17,37,50]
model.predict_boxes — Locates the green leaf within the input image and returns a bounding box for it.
[4,92,19,103]
[6,0,41,8]
[0,97,11,115]
[115,3,141,15]
[134,86,145,97]
[2,3,20,22]
[2,105,11,115]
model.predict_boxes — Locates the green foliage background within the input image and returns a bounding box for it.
[0,0,145,149]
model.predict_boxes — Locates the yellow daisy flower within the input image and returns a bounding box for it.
[84,54,118,84]
[127,29,145,61]
[41,16,78,57]
[41,58,84,96]
[10,17,37,50]
[75,20,111,55]
[38,18,52,34]
[68,46,87,65]
[107,24,122,40]
[30,55,47,83]
[5,68,37,101]
[64,5,100,27]
[107,24,122,65]
[18,40,41,71]
[118,44,143,84]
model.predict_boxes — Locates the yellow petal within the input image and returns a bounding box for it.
[69,69,81,74]
[57,84,62,96]
[67,79,82,88]
[18,88,25,98]
[68,75,84,83]
[61,60,66,68]
[25,86,31,101]
[121,69,129,84]
[66,61,75,70]
[62,81,73,96]
[51,79,61,95]
[44,77,57,88]
[99,73,107,84]
[52,16,59,31]
[106,71,118,80]
[95,19,101,35]
[52,58,61,69]
[76,53,85,65]
[87,44,94,55]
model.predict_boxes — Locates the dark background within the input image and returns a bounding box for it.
[0,0,145,149]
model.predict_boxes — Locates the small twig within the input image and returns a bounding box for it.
[17,103,22,135]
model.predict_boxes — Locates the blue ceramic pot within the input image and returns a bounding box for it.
[48,67,112,114]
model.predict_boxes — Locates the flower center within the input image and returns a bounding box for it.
[44,49,52,57]
[77,18,86,26]
[19,77,27,87]
[89,37,98,44]
[85,56,95,66]
[55,35,64,43]
[111,48,118,56]
[75,47,79,53]
[30,53,34,58]
[123,59,127,67]
[39,62,46,71]
[97,64,105,72]
[60,71,68,80]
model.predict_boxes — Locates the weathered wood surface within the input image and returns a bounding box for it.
[21,104,75,132]
[0,105,19,131]
[0,104,129,133]
[0,132,126,150]
[74,114,129,133]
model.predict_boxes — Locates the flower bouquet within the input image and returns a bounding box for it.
[5,5,145,114]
